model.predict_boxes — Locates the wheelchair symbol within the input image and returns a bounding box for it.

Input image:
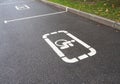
[43,30,97,63]
[55,39,75,50]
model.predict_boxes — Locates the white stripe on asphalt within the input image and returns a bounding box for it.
[88,48,97,56]
[62,57,79,63]
[4,11,66,23]
[43,30,97,63]
[67,33,91,48]
[0,0,34,6]
[51,32,58,35]
[78,54,89,60]
[66,7,69,12]
[44,38,65,58]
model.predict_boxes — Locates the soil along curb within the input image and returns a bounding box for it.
[41,0,120,30]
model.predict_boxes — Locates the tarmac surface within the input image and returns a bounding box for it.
[0,0,120,84]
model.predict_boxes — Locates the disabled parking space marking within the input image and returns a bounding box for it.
[43,30,97,63]
[15,4,30,11]
[0,0,35,6]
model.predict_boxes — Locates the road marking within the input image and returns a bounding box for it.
[55,39,75,49]
[62,57,79,63]
[78,54,88,60]
[43,30,97,63]
[66,7,69,12]
[44,38,65,58]
[67,33,90,48]
[51,32,57,35]
[88,48,97,56]
[4,11,66,23]
[15,5,30,10]
[0,0,34,6]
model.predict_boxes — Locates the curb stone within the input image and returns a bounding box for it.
[68,7,90,19]
[114,23,120,30]
[41,0,120,30]
[89,14,115,28]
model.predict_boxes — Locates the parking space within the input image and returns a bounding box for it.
[0,0,120,84]
[0,0,63,22]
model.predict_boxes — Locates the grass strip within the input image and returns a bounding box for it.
[49,0,120,22]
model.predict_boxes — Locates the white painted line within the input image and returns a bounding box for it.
[24,5,30,9]
[0,0,34,6]
[55,39,68,47]
[4,11,66,23]
[58,30,68,33]
[88,48,97,56]
[15,6,19,10]
[62,57,79,63]
[15,5,30,10]
[43,30,97,63]
[51,32,57,34]
[67,33,91,48]
[4,21,8,24]
[66,7,68,12]
[43,34,50,39]
[44,38,65,57]
[78,54,88,60]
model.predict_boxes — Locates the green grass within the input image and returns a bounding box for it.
[49,0,120,22]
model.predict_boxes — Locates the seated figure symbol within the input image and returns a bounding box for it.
[43,30,97,63]
[55,39,75,50]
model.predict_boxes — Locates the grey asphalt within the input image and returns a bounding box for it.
[0,0,120,84]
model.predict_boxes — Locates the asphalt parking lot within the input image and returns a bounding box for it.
[0,0,120,84]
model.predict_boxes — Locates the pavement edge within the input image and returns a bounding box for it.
[41,0,120,30]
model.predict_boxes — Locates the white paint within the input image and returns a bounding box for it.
[44,38,65,57]
[15,5,30,10]
[43,30,97,63]
[51,32,57,34]
[25,5,30,9]
[15,6,19,10]
[68,43,74,47]
[67,33,90,48]
[0,0,34,6]
[42,34,50,39]
[62,57,79,63]
[88,48,97,56]
[55,39,75,50]
[71,40,75,42]
[58,30,68,33]
[66,7,69,12]
[4,11,66,23]
[55,39,68,46]
[78,54,88,60]
[4,21,8,23]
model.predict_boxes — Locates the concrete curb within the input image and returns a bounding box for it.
[115,22,120,29]
[41,0,120,30]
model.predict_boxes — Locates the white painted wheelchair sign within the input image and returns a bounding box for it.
[15,5,30,10]
[43,30,97,63]
[55,39,75,50]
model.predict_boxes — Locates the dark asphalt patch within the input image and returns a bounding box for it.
[0,0,120,84]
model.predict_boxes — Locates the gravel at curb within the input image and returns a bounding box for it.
[41,0,120,30]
